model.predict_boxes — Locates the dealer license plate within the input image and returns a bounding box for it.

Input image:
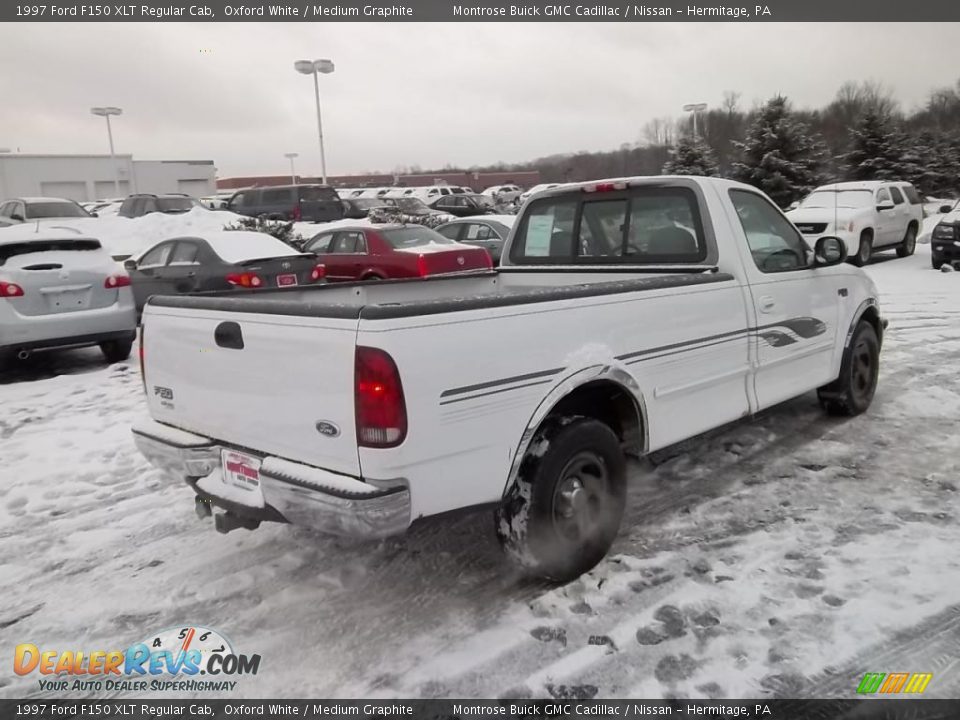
[277,274,298,287]
[220,449,264,504]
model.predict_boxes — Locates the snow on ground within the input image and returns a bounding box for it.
[1,244,959,701]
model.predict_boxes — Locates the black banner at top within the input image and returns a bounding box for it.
[3,0,960,22]
[1,699,958,719]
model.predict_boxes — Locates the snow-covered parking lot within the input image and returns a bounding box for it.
[2,244,959,700]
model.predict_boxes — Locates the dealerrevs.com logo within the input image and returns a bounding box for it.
[14,625,261,693]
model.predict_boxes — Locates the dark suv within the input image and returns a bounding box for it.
[118,194,200,218]
[225,184,344,223]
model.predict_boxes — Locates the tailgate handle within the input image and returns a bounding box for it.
[214,321,244,350]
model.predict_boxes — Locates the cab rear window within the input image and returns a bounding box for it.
[0,239,102,265]
[509,186,707,264]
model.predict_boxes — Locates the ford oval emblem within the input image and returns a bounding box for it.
[315,421,340,438]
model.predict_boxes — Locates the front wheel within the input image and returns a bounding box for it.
[100,338,133,364]
[896,225,917,258]
[817,321,879,416]
[495,416,626,582]
[932,255,945,270]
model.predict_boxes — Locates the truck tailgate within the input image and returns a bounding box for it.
[141,306,361,477]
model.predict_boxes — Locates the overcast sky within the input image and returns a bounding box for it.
[2,22,959,179]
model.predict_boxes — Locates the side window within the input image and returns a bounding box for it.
[169,242,200,264]
[330,232,361,254]
[889,187,905,205]
[142,198,157,214]
[0,202,10,217]
[228,193,245,208]
[438,224,462,241]
[901,184,922,204]
[306,233,333,253]
[465,224,496,241]
[729,190,810,273]
[262,189,292,205]
[139,243,174,268]
[876,188,892,205]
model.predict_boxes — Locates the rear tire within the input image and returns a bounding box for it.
[896,224,917,258]
[932,255,944,270]
[850,231,873,267]
[494,416,627,582]
[100,338,133,364]
[817,321,879,417]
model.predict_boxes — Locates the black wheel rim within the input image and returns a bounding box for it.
[850,337,876,405]
[552,451,610,543]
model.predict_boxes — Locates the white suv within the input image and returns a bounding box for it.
[786,180,923,266]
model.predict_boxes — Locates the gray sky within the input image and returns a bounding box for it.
[2,22,959,178]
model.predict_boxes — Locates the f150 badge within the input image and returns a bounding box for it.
[154,386,175,409]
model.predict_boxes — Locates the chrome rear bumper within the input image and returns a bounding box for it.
[132,419,410,539]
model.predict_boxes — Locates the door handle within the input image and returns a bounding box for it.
[758,296,777,313]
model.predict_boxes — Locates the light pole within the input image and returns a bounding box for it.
[284,152,299,184]
[294,59,335,184]
[91,106,123,196]
[682,102,707,139]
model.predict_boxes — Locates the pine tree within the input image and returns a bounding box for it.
[841,110,910,181]
[662,136,720,177]
[731,95,825,208]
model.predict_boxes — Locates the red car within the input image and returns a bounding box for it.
[301,224,492,281]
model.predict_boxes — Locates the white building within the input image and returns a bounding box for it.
[0,154,217,201]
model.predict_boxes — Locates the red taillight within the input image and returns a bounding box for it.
[417,254,428,277]
[355,346,407,448]
[0,281,25,297]
[104,274,131,289]
[310,264,326,282]
[583,181,627,193]
[292,204,302,221]
[226,272,263,288]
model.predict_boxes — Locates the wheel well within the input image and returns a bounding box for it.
[361,272,384,280]
[908,219,919,231]
[861,228,874,240]
[546,380,643,457]
[860,305,882,340]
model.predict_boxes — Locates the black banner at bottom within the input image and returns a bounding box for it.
[1,699,957,720]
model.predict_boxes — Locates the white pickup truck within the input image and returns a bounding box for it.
[133,176,886,581]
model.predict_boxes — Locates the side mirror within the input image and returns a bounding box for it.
[940,205,954,214]
[814,236,847,267]
[876,202,895,212]
[123,258,137,271]
[787,201,800,211]
[10,213,24,222]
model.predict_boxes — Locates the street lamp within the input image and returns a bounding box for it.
[91,106,123,196]
[284,152,299,184]
[682,102,707,139]
[294,58,335,184]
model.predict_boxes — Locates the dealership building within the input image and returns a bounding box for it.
[0,153,217,201]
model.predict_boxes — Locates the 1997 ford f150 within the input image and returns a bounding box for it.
[133,176,885,581]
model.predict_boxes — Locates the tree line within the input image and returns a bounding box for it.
[422,80,960,208]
